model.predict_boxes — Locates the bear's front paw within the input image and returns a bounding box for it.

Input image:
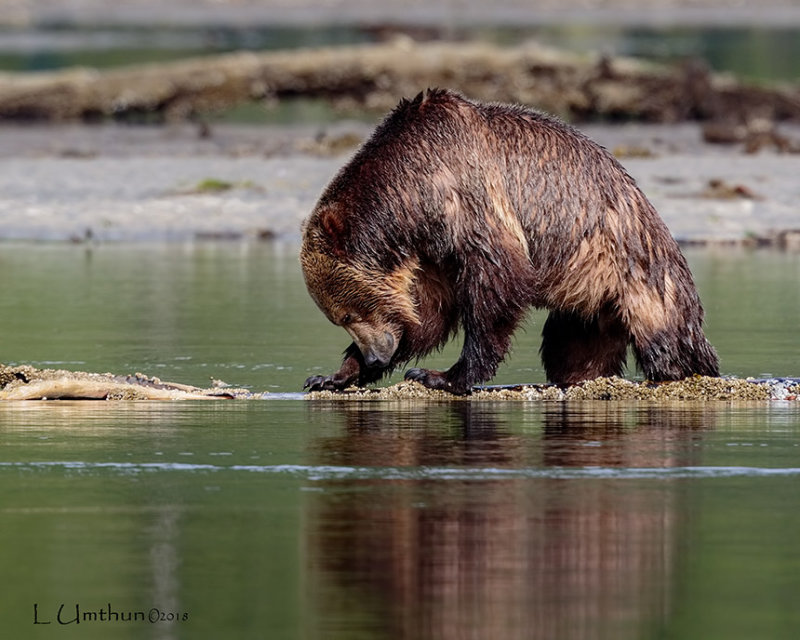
[404,368,471,395]
[304,374,344,392]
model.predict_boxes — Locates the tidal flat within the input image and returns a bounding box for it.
[1,119,799,246]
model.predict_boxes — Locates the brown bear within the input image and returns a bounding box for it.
[301,88,719,394]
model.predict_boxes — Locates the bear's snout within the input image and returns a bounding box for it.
[361,331,396,369]
[363,350,388,368]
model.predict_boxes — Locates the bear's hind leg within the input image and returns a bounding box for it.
[632,329,720,381]
[540,308,629,385]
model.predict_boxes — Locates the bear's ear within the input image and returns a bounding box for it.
[317,207,349,258]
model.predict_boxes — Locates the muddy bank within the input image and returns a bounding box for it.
[1,39,799,124]
[307,377,800,402]
[3,118,799,245]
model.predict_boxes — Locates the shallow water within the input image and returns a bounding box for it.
[2,244,800,639]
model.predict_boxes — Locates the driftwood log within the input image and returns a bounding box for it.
[0,364,250,400]
[0,39,798,123]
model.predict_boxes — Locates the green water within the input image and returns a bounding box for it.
[1,243,798,387]
[1,244,800,639]
[499,25,800,83]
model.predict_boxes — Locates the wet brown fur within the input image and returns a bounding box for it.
[301,88,719,394]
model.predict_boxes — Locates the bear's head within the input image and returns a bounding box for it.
[300,207,420,370]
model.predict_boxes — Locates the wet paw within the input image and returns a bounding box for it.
[404,368,471,395]
[304,374,341,392]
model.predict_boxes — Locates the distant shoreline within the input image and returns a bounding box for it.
[3,0,800,29]
[2,1,799,246]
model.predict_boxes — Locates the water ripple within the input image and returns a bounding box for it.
[2,460,800,480]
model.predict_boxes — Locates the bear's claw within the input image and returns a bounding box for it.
[304,374,340,392]
[404,368,471,395]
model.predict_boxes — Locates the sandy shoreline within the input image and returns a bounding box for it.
[1,119,798,245]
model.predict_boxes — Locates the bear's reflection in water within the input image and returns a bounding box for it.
[303,403,713,640]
